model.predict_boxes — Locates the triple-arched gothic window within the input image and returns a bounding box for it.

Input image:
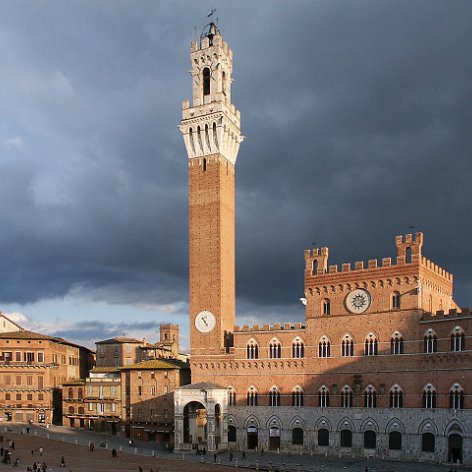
[318,336,331,358]
[364,385,377,408]
[319,385,329,407]
[424,330,438,353]
[389,384,404,408]
[450,384,464,409]
[342,334,354,356]
[364,333,378,355]
[246,340,259,359]
[390,332,404,354]
[292,386,304,407]
[423,384,437,409]
[292,338,305,358]
[341,385,353,408]
[269,339,282,359]
[451,327,465,352]
[247,386,258,406]
[269,386,281,407]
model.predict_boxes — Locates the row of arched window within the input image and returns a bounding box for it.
[246,327,466,359]
[229,383,466,409]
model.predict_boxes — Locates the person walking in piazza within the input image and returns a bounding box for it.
[112,448,118,458]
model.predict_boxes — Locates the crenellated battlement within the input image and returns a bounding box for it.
[234,321,305,333]
[305,233,451,282]
[421,307,471,321]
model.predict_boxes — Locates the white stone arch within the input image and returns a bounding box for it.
[360,417,379,433]
[314,416,332,431]
[227,414,239,428]
[244,415,260,429]
[385,417,406,434]
[451,325,464,335]
[417,418,438,435]
[337,417,355,432]
[445,419,467,437]
[266,415,283,429]
[289,415,305,429]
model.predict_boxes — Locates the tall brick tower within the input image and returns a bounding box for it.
[180,23,243,356]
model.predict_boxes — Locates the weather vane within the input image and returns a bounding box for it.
[208,8,217,19]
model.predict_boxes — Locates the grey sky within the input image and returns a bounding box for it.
[0,1,471,346]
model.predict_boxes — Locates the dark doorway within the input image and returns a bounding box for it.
[318,428,329,446]
[269,427,280,450]
[341,430,352,448]
[247,426,258,449]
[364,430,376,449]
[448,434,463,464]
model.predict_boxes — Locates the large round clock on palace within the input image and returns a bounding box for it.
[194,310,217,333]
[345,289,371,314]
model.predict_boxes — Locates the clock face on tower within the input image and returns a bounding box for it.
[346,289,371,314]
[194,310,217,333]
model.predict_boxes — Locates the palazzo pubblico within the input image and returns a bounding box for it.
[173,23,472,465]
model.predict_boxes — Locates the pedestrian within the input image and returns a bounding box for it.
[112,448,117,458]
[242,451,246,459]
[89,442,94,452]
[14,457,19,466]
[214,452,217,462]
[0,447,3,456]
[138,466,143,472]
[27,427,30,434]
[11,441,14,450]
[39,447,43,456]
[60,456,66,467]
[229,451,233,461]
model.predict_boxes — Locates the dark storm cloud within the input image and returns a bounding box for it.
[0,1,471,322]
[51,320,163,344]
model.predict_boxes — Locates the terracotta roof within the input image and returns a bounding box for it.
[180,381,226,390]
[0,330,93,352]
[120,359,189,371]
[89,367,121,374]
[95,337,143,344]
[62,379,86,386]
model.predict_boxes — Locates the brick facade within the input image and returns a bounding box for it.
[176,23,472,466]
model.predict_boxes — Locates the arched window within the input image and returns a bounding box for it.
[364,333,378,355]
[222,71,227,96]
[450,384,464,409]
[390,332,404,354]
[292,427,303,445]
[205,123,211,151]
[68,406,74,414]
[246,387,258,406]
[423,384,437,409]
[451,327,465,352]
[405,247,412,263]
[389,431,402,450]
[227,387,236,406]
[319,385,329,407]
[342,334,354,356]
[318,428,329,446]
[292,338,305,358]
[247,340,259,359]
[341,430,352,448]
[424,330,438,353]
[312,260,318,275]
[428,295,433,312]
[212,122,219,149]
[323,299,331,315]
[292,387,304,407]
[364,385,377,408]
[422,432,435,452]
[269,339,281,359]
[341,386,353,408]
[203,67,211,96]
[389,385,404,408]
[189,127,195,154]
[203,157,207,171]
[269,386,280,407]
[78,388,83,400]
[392,291,401,309]
[78,406,84,415]
[68,387,74,399]
[364,430,376,449]
[318,336,331,358]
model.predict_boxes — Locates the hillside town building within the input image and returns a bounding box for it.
[175,22,472,466]
[62,324,190,442]
[0,326,94,425]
